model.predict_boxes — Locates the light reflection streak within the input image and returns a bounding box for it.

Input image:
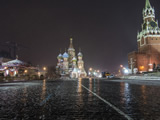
[120,82,131,105]
[89,78,92,98]
[97,79,100,95]
[41,79,46,101]
[120,82,125,104]
[141,85,147,105]
[124,83,131,103]
[77,78,83,106]
[93,79,96,93]
[77,78,82,93]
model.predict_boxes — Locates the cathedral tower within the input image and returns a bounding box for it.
[62,52,69,74]
[68,38,75,60]
[77,51,84,69]
[68,38,76,68]
[56,53,63,74]
[77,50,87,77]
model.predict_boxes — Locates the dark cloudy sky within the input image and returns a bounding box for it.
[0,0,160,72]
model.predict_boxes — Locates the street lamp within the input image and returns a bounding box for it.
[43,67,46,71]
[120,65,123,68]
[24,70,28,73]
[119,65,124,76]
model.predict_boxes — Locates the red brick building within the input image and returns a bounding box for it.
[128,0,160,72]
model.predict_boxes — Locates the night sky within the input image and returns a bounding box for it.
[0,0,160,72]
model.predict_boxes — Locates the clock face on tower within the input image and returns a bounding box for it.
[150,21,157,28]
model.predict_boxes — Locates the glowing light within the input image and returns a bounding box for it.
[14,71,17,76]
[124,69,129,74]
[24,70,28,73]
[89,68,92,71]
[38,72,41,76]
[98,74,102,78]
[140,66,144,70]
[123,67,126,69]
[70,38,73,41]
[43,67,46,71]
[120,65,123,68]
[6,70,9,75]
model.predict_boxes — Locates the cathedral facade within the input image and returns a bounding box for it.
[56,38,87,78]
[128,0,160,72]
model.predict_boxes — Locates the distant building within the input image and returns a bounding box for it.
[56,38,87,78]
[128,0,160,73]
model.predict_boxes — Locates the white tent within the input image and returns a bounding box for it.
[2,59,26,67]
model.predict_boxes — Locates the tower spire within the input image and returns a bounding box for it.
[145,0,151,9]
[69,37,74,49]
[143,0,155,22]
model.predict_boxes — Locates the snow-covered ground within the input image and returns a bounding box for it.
[121,75,160,80]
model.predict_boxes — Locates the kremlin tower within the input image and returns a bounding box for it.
[128,0,160,73]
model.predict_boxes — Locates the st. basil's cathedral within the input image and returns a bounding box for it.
[56,38,87,78]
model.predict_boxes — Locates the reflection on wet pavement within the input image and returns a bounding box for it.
[41,79,46,101]
[0,79,160,119]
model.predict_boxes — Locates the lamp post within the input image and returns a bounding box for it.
[119,65,123,76]
[43,67,47,78]
[129,58,135,74]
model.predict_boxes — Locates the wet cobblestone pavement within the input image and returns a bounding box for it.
[0,78,160,120]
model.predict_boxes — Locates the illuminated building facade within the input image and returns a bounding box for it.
[56,38,87,78]
[128,0,160,72]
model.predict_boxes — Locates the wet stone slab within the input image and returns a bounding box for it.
[0,79,126,120]
[1,79,160,119]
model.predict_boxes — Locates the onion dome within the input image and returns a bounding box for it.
[57,53,62,59]
[78,52,83,57]
[63,52,69,58]
[72,57,77,62]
